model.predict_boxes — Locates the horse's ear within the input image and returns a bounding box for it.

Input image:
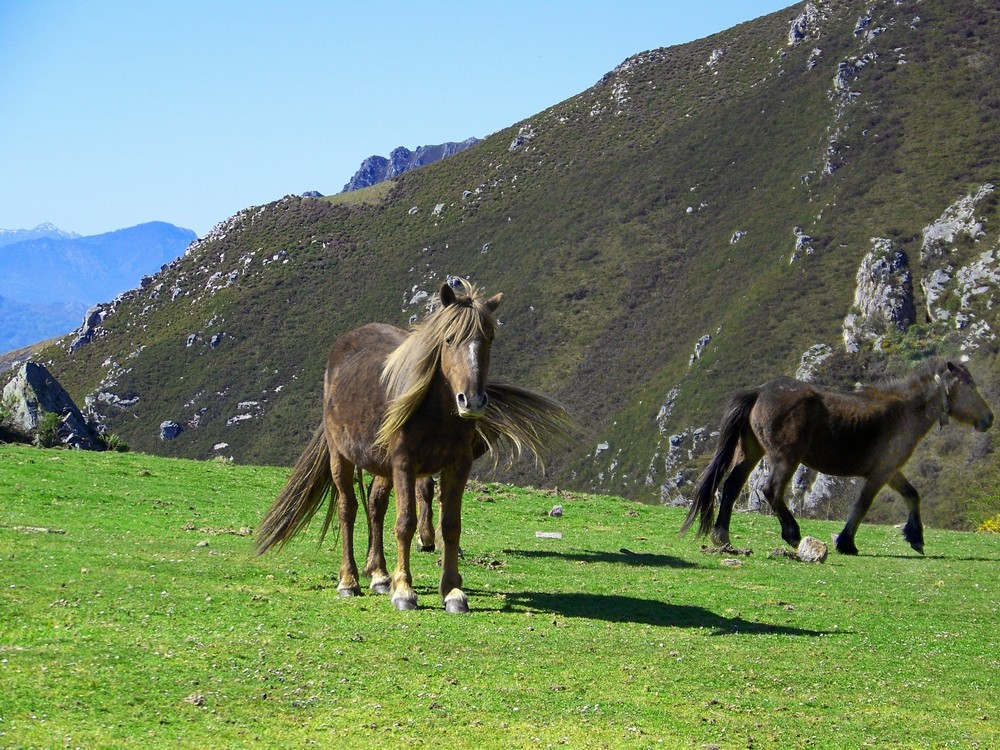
[440,283,457,307]
[947,360,972,384]
[486,292,503,313]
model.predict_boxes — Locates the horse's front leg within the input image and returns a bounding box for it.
[416,476,436,552]
[364,475,393,594]
[390,463,418,610]
[438,463,471,613]
[834,475,886,555]
[888,471,924,554]
[330,457,362,597]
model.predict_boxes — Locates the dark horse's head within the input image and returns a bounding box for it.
[939,360,993,432]
[376,280,503,447]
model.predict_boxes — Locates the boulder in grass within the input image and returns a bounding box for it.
[797,536,828,563]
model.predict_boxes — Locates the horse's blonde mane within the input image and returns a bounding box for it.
[375,281,498,449]
[475,383,577,471]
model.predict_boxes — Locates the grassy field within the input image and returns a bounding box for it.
[1,444,998,749]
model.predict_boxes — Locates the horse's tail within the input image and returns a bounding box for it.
[255,426,335,555]
[681,389,758,537]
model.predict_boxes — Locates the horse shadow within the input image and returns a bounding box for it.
[862,553,1000,562]
[502,591,838,637]
[501,547,698,569]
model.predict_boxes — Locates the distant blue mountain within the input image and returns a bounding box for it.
[0,296,89,354]
[0,221,196,352]
[0,222,80,248]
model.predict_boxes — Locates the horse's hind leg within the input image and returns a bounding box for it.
[712,450,761,547]
[760,458,802,548]
[330,457,363,597]
[834,476,885,555]
[416,476,435,552]
[889,471,924,554]
[364,475,392,594]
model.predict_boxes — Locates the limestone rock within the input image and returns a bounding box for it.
[160,421,183,441]
[843,238,915,352]
[1,361,100,449]
[797,536,828,563]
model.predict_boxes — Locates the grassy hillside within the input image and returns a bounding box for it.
[2,445,998,748]
[16,0,1000,528]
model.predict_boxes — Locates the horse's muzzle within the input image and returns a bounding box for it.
[456,391,488,419]
[976,411,994,432]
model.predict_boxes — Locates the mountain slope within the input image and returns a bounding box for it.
[24,0,1000,529]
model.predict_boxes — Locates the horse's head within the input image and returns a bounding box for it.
[437,281,503,419]
[940,361,994,432]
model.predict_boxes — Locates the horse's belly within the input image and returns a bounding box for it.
[802,441,877,478]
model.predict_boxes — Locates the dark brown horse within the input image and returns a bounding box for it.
[682,360,993,555]
[255,280,572,612]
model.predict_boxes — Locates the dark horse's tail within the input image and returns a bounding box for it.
[255,426,336,555]
[681,389,758,537]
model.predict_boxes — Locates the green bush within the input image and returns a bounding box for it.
[100,432,130,453]
[34,412,64,449]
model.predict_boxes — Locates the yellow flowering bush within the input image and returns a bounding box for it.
[977,513,1000,533]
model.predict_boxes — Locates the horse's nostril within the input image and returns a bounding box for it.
[457,393,468,409]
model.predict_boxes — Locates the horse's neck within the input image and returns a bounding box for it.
[894,375,946,436]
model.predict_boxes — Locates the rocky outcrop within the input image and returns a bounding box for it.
[342,139,480,192]
[843,238,916,352]
[920,184,995,322]
[1,362,100,449]
[787,2,823,47]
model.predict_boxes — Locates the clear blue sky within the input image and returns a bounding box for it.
[1,1,794,238]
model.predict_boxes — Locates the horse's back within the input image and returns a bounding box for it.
[326,323,405,373]
[752,376,894,476]
[323,323,405,474]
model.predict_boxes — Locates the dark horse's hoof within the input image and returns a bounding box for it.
[832,533,859,555]
[419,543,436,553]
[338,585,362,598]
[370,579,391,595]
[901,525,925,555]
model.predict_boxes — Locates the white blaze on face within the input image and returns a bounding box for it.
[467,340,481,384]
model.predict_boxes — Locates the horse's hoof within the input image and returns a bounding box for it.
[419,543,436,553]
[392,592,418,611]
[370,578,391,595]
[832,533,858,555]
[443,589,469,614]
[909,542,925,555]
[338,585,362,598]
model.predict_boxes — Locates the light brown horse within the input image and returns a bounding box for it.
[255,280,572,612]
[682,359,993,555]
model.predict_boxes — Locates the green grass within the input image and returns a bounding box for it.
[2,445,998,748]
[321,180,396,207]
